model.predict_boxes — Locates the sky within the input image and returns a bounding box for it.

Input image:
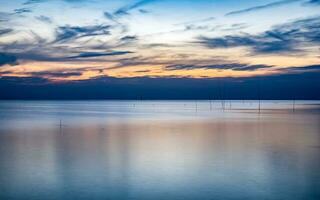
[0,0,319,99]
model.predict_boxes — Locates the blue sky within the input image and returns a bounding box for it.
[0,0,319,82]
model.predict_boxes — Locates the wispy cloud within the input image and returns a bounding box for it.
[120,35,138,44]
[306,0,320,4]
[114,0,159,16]
[282,64,320,72]
[197,16,320,54]
[35,15,52,24]
[103,0,159,22]
[176,17,215,26]
[28,71,83,78]
[165,63,272,71]
[23,0,90,5]
[225,0,302,16]
[67,51,133,59]
[0,28,13,36]
[54,25,111,43]
[103,12,118,23]
[23,0,48,5]
[14,8,32,14]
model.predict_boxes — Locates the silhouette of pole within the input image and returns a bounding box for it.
[195,100,198,112]
[59,119,62,134]
[258,78,261,113]
[221,80,225,111]
[293,99,296,112]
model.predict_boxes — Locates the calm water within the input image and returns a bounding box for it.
[0,101,319,200]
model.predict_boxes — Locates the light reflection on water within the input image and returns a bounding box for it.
[0,101,319,200]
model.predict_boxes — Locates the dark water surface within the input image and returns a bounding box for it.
[0,101,319,200]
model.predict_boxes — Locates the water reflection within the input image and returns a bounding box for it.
[0,101,319,200]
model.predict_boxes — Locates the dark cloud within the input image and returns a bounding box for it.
[120,35,138,43]
[14,8,32,14]
[114,0,158,16]
[29,71,82,78]
[184,25,211,31]
[306,0,320,4]
[104,0,158,21]
[6,50,132,63]
[283,64,320,72]
[181,23,248,33]
[0,8,32,22]
[165,63,272,71]
[138,9,149,14]
[13,51,68,62]
[197,16,320,54]
[64,0,89,3]
[0,28,13,36]
[23,0,90,5]
[198,35,255,48]
[143,43,176,48]
[67,51,133,59]
[35,15,52,24]
[0,7,33,22]
[135,70,151,73]
[103,12,118,23]
[23,0,48,5]
[0,53,18,66]
[221,23,249,31]
[54,25,111,43]
[225,0,301,16]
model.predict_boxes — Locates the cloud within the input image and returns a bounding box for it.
[283,64,320,72]
[306,0,320,4]
[114,0,158,16]
[0,8,33,22]
[67,51,133,59]
[0,28,13,36]
[23,0,90,5]
[198,35,255,48]
[35,15,52,23]
[197,16,320,54]
[103,12,118,23]
[54,25,111,43]
[0,12,13,22]
[221,23,250,31]
[0,53,18,66]
[225,0,302,16]
[104,0,159,21]
[120,35,138,43]
[14,8,32,14]
[64,0,89,3]
[176,17,216,26]
[138,9,149,14]
[23,0,48,5]
[165,63,272,71]
[29,71,82,78]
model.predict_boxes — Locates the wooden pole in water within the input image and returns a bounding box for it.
[59,119,62,134]
[195,100,198,112]
[258,93,261,113]
[222,80,225,111]
[258,78,261,113]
